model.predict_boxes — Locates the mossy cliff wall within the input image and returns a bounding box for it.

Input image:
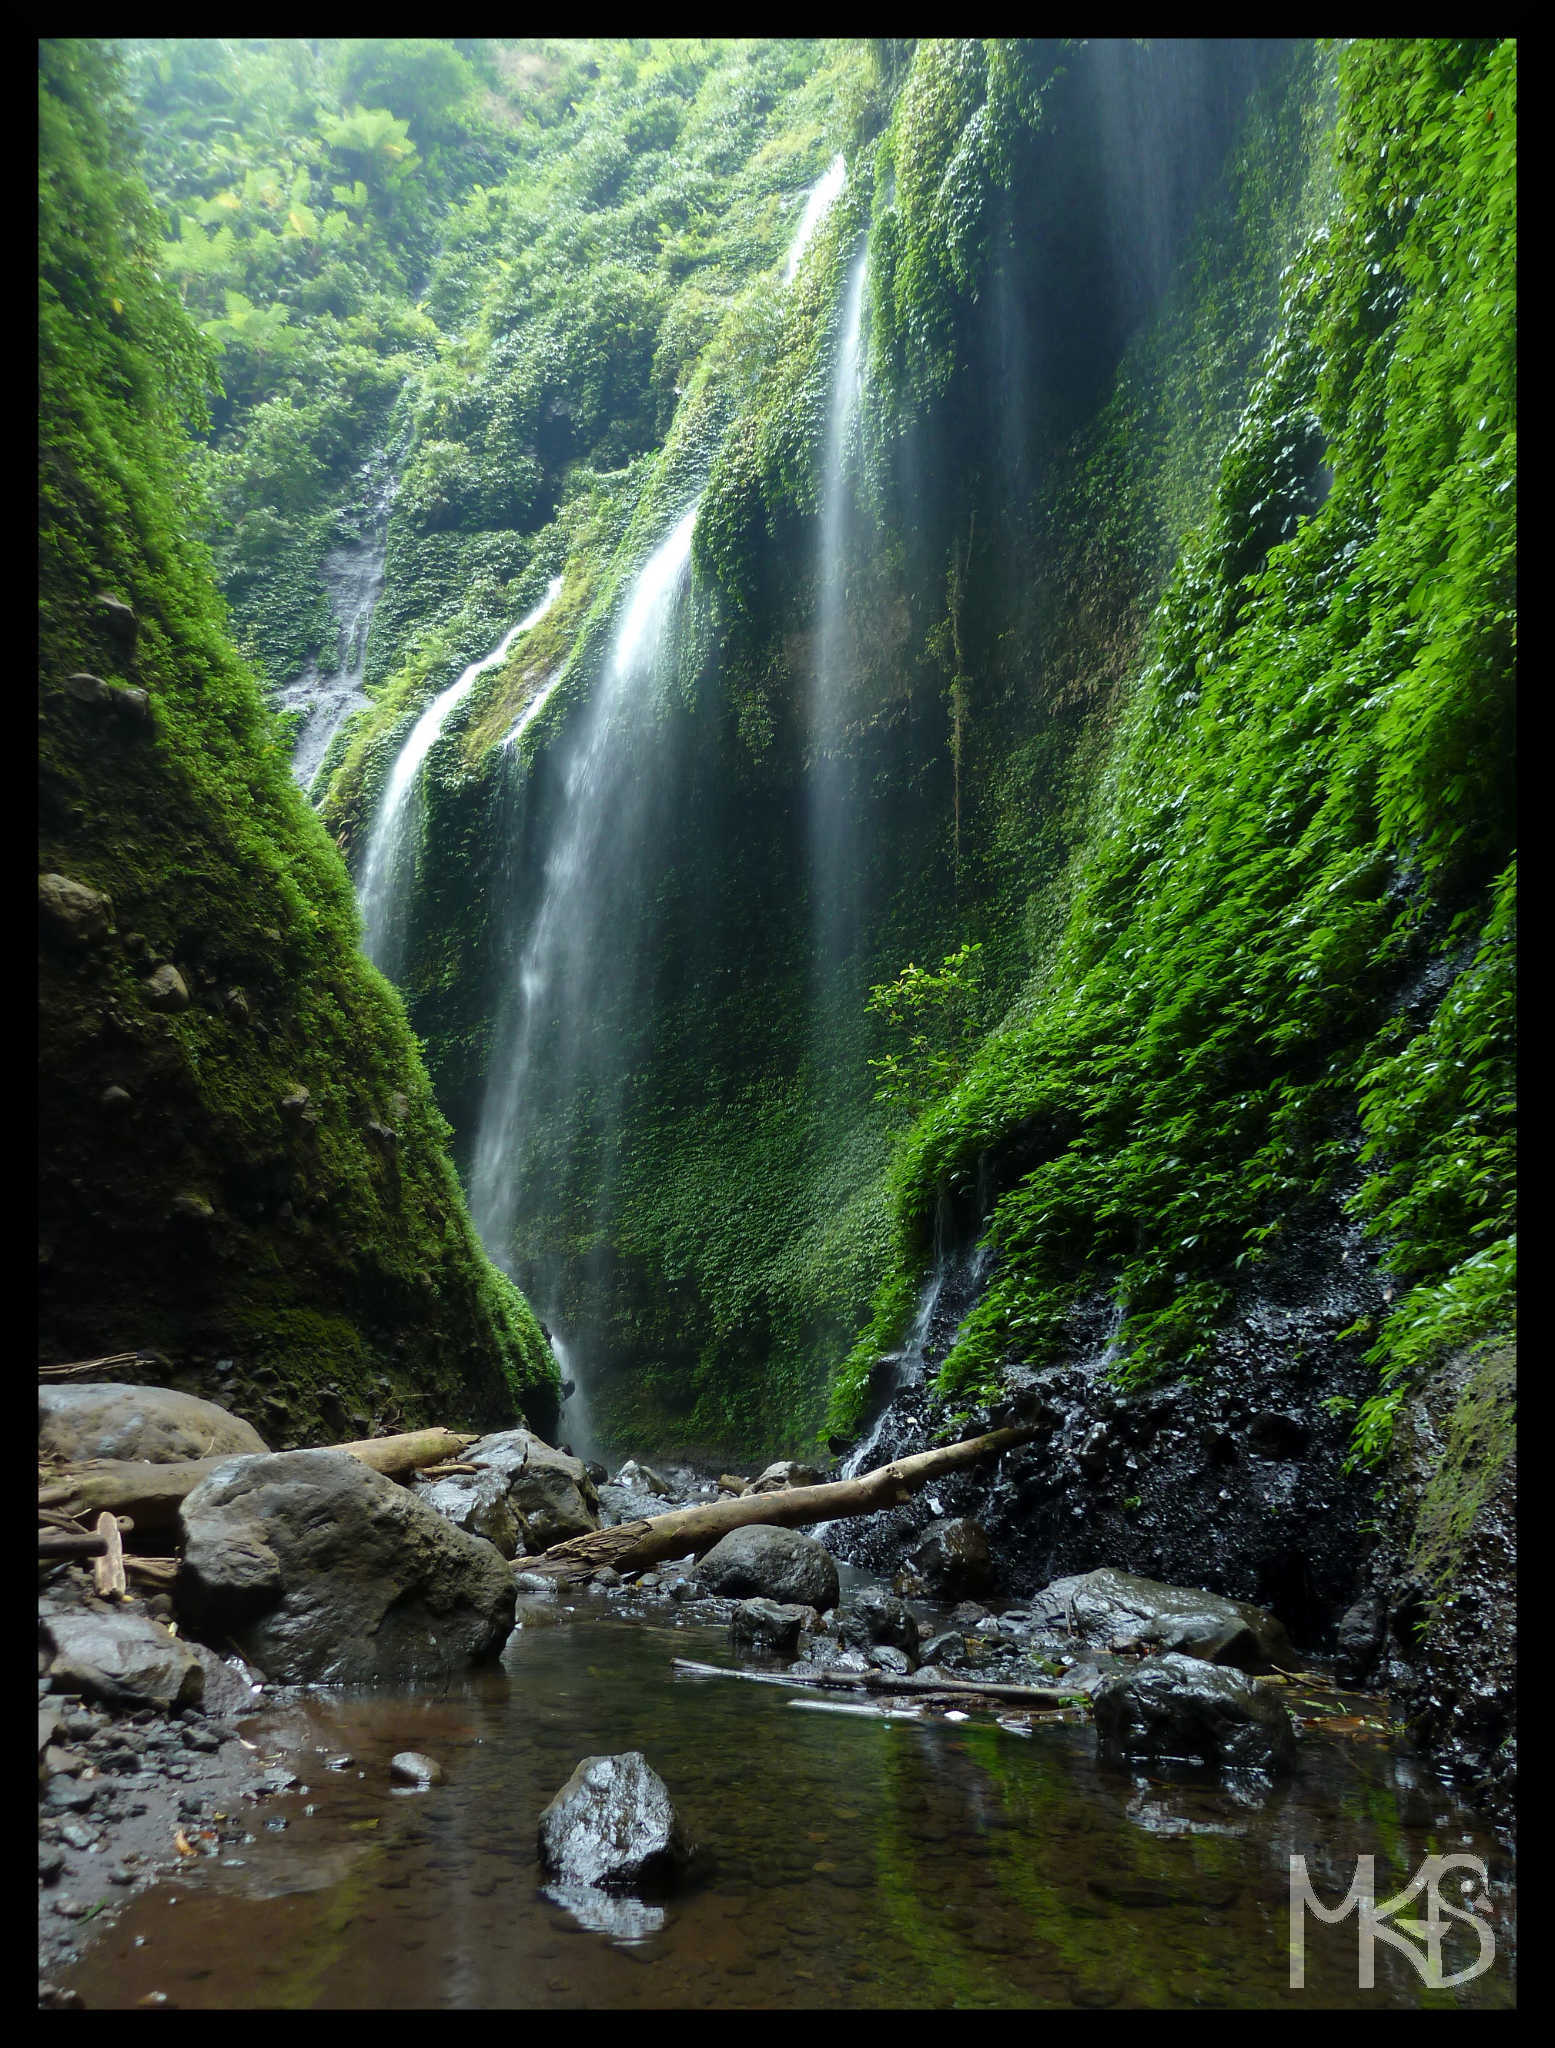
[39,40,558,1448]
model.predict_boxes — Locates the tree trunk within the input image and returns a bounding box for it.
[37,1426,478,1531]
[526,1424,1040,1580]
[671,1657,1073,1708]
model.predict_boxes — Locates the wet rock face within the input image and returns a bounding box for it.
[416,1466,528,1560]
[177,1449,517,1683]
[537,1751,693,1892]
[39,1383,268,1467]
[1030,1568,1294,1673]
[694,1525,839,1611]
[1365,1341,1516,1823]
[1093,1652,1297,1777]
[828,1211,1387,1651]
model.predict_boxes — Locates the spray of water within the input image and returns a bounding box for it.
[784,153,846,283]
[470,504,701,1458]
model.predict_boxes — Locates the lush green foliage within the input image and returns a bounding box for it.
[865,944,987,1124]
[39,39,556,1441]
[868,39,1514,1465]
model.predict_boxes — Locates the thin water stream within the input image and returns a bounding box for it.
[63,1587,1514,2009]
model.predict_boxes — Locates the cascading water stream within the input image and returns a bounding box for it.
[784,152,845,282]
[276,458,396,796]
[357,576,563,975]
[469,502,701,1457]
[809,247,870,1017]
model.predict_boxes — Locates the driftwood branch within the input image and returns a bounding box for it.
[37,1426,478,1531]
[39,1351,169,1383]
[92,1511,127,1598]
[528,1424,1040,1580]
[672,1657,1073,1708]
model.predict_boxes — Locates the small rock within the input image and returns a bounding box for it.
[95,592,138,644]
[390,1751,444,1787]
[100,1085,132,1112]
[58,1820,99,1852]
[730,1598,814,1655]
[145,963,190,1012]
[537,1752,692,1892]
[39,1846,65,1884]
[1093,1652,1298,1776]
[910,1519,994,1599]
[62,671,113,705]
[39,872,114,947]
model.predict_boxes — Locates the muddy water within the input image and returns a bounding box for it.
[64,1593,1515,2009]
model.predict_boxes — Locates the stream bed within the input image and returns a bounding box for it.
[61,1580,1514,2010]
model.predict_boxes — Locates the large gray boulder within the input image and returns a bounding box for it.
[1093,1652,1298,1776]
[834,1588,921,1660]
[176,1449,516,1683]
[1030,1567,1294,1673]
[39,1383,268,1467]
[694,1524,839,1610]
[466,1428,600,1548]
[537,1752,693,1892]
[42,1604,204,1711]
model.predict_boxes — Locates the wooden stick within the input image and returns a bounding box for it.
[528,1424,1041,1579]
[39,1351,163,1382]
[39,1529,109,1558]
[671,1657,1074,1708]
[92,1511,127,1598]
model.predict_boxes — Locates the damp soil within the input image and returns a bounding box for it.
[56,1584,1515,2010]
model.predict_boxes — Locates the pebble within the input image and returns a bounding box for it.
[390,1751,445,1787]
[39,1846,65,1884]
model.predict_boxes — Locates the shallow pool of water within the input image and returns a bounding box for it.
[64,1592,1516,2008]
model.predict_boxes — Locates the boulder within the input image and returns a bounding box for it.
[466,1428,600,1547]
[694,1524,839,1611]
[730,1598,816,1656]
[834,1588,921,1660]
[42,1606,204,1712]
[1093,1652,1297,1776]
[95,593,138,645]
[741,1459,825,1495]
[417,1466,529,1560]
[537,1751,692,1892]
[910,1518,994,1599]
[39,1383,268,1467]
[177,1448,517,1683]
[1334,1593,1385,1685]
[39,872,113,947]
[1030,1568,1294,1673]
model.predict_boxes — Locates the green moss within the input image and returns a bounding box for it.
[1405,1341,1516,1624]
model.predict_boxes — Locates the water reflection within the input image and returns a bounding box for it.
[63,1599,1515,2009]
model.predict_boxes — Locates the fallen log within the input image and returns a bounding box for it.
[37,1426,479,1531]
[671,1657,1074,1708]
[39,1529,109,1559]
[529,1424,1040,1580]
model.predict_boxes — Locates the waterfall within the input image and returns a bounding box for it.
[275,457,397,796]
[809,248,870,1018]
[784,153,845,283]
[469,502,701,1454]
[357,576,562,975]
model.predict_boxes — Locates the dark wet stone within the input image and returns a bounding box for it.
[834,1589,920,1660]
[417,1466,527,1560]
[695,1524,839,1610]
[390,1751,445,1787]
[730,1598,815,1655]
[178,1449,516,1684]
[910,1518,994,1599]
[537,1751,693,1892]
[1246,1410,1309,1459]
[1093,1652,1297,1775]
[1031,1567,1294,1672]
[868,1645,913,1675]
[43,1776,98,1813]
[39,1845,64,1884]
